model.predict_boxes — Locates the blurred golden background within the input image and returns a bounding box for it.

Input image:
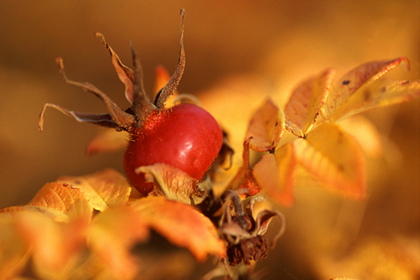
[0,0,419,279]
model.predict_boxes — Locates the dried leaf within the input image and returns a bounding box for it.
[130,196,226,261]
[14,210,87,279]
[245,98,285,152]
[295,123,366,199]
[88,205,149,279]
[137,163,208,205]
[58,169,132,212]
[253,143,298,206]
[322,57,410,121]
[86,129,129,156]
[285,68,335,137]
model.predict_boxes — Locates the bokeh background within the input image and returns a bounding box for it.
[0,0,419,279]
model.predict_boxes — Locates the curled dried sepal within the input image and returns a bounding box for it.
[95,32,136,104]
[39,9,187,133]
[227,137,261,197]
[154,9,186,109]
[38,58,135,132]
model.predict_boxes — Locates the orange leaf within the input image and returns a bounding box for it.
[322,57,409,121]
[245,98,285,152]
[136,163,208,205]
[88,205,149,279]
[14,210,87,279]
[253,143,298,206]
[130,196,226,261]
[285,68,335,136]
[295,123,366,199]
[28,182,93,221]
[86,129,129,156]
[58,169,132,212]
[0,213,29,279]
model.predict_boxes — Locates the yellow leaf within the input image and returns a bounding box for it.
[130,196,226,261]
[86,129,129,156]
[285,68,335,136]
[137,163,208,205]
[58,169,132,212]
[296,123,366,199]
[334,79,420,119]
[253,143,298,206]
[88,205,149,279]
[245,98,285,152]
[340,116,383,158]
[322,57,409,121]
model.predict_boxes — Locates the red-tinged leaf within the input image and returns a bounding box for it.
[295,123,366,199]
[14,211,87,279]
[340,116,383,158]
[334,79,420,119]
[0,214,29,279]
[136,163,208,205]
[130,196,226,261]
[88,205,149,279]
[285,68,335,137]
[58,169,132,212]
[28,182,93,221]
[253,143,298,206]
[86,129,129,156]
[245,98,285,152]
[322,57,409,121]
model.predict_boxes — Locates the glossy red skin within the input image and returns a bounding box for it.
[124,103,223,195]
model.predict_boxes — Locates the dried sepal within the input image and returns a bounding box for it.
[219,191,285,266]
[154,9,186,109]
[227,137,261,197]
[95,32,136,104]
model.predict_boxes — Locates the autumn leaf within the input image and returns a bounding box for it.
[57,168,132,212]
[339,116,383,158]
[14,210,88,279]
[28,182,93,221]
[295,123,366,199]
[321,57,413,122]
[0,213,29,279]
[88,205,150,279]
[253,143,298,206]
[130,196,226,261]
[285,68,335,137]
[137,163,209,205]
[245,98,285,152]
